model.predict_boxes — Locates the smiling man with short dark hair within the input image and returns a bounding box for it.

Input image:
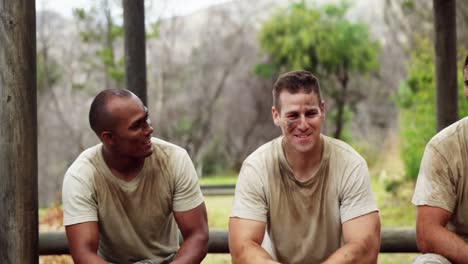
[62,89,208,264]
[229,70,380,264]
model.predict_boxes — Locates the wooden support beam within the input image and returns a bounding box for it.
[123,0,147,105]
[0,1,38,263]
[433,0,458,131]
[380,228,417,253]
[201,185,236,196]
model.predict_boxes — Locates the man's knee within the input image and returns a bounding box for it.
[412,253,451,264]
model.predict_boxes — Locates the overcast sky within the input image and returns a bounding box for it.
[36,0,234,18]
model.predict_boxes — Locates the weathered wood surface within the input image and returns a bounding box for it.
[123,0,147,105]
[201,185,236,196]
[0,1,38,263]
[433,0,458,131]
[39,228,418,255]
[380,228,418,253]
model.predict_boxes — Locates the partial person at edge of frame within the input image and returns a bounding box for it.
[412,56,468,264]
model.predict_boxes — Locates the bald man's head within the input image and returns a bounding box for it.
[89,89,136,136]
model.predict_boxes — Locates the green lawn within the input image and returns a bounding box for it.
[200,172,238,186]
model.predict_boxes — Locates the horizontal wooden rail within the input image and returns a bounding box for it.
[200,185,235,196]
[39,228,417,255]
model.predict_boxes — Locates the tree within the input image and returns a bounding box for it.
[154,6,249,174]
[258,1,379,139]
[0,0,38,263]
[395,38,468,180]
[73,0,125,89]
[146,1,279,175]
[383,0,468,53]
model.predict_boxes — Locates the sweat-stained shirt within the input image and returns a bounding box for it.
[62,137,204,264]
[231,135,378,263]
[413,117,468,238]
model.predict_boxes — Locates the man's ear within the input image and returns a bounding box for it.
[100,131,114,146]
[272,106,280,126]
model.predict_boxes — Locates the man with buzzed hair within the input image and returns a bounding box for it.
[229,70,380,263]
[412,56,468,264]
[62,89,208,264]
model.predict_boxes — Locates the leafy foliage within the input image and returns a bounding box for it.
[395,38,468,180]
[73,6,125,88]
[257,0,379,139]
[259,0,378,78]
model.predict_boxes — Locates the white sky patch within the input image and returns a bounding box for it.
[36,0,234,19]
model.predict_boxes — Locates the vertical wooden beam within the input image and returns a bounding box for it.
[123,0,147,105]
[0,0,38,263]
[433,0,458,131]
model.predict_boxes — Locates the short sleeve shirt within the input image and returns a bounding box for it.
[231,135,378,263]
[412,117,468,237]
[62,137,204,263]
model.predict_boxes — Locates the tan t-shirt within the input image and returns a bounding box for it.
[231,135,378,263]
[62,137,204,263]
[413,117,468,237]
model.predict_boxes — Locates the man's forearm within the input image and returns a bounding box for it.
[323,241,378,264]
[419,225,468,263]
[231,241,280,264]
[72,252,107,264]
[172,232,208,264]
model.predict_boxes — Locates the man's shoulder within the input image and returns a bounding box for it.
[65,144,102,179]
[243,137,280,165]
[63,144,103,193]
[151,137,187,156]
[428,117,468,150]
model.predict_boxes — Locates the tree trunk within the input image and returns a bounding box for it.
[334,71,349,139]
[123,0,147,105]
[0,1,38,263]
[433,0,458,131]
[103,0,113,89]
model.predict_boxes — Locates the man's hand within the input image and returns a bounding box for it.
[172,203,209,264]
[65,221,107,264]
[324,212,380,264]
[229,217,280,264]
[416,205,468,263]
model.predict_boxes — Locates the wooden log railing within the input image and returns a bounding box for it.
[200,185,236,196]
[39,228,417,255]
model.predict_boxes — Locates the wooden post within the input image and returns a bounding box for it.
[123,0,147,105]
[0,1,38,263]
[433,0,458,131]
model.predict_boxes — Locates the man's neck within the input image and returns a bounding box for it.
[283,137,323,182]
[101,146,145,181]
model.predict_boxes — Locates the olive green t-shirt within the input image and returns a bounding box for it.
[62,137,204,263]
[231,135,378,263]
[413,117,468,237]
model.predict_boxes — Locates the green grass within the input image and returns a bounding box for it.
[200,172,238,186]
[372,177,418,263]
[205,196,233,229]
[372,176,416,228]
[39,207,48,220]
